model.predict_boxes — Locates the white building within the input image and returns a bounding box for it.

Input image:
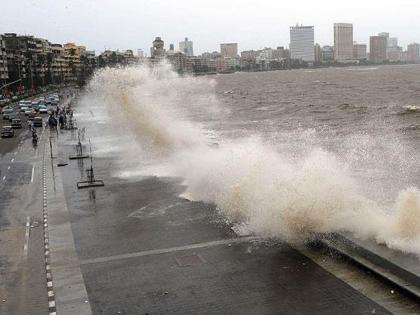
[179,37,194,57]
[289,25,315,62]
[334,23,353,61]
[386,37,401,61]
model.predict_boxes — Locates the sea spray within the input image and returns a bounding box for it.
[79,63,420,256]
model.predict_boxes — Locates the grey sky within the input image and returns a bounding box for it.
[2,0,420,55]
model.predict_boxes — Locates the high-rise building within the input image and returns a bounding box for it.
[369,36,387,63]
[407,43,420,62]
[220,43,238,58]
[137,49,144,58]
[334,23,353,61]
[179,37,194,56]
[386,37,401,61]
[151,37,165,58]
[378,32,389,39]
[289,25,315,62]
[321,45,334,62]
[0,35,8,81]
[314,43,322,63]
[388,37,398,48]
[353,43,367,60]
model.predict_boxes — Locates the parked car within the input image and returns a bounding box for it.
[7,112,20,122]
[24,108,34,116]
[2,108,14,120]
[39,105,48,114]
[11,118,22,129]
[33,117,43,127]
[1,126,14,138]
[21,100,32,106]
[20,106,29,113]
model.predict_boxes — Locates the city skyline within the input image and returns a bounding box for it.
[2,0,420,54]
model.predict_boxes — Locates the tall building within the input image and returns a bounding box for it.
[179,37,194,57]
[50,44,66,83]
[63,43,86,83]
[314,43,322,63]
[321,45,334,62]
[407,43,420,62]
[137,49,144,58]
[151,37,165,58]
[334,23,353,61]
[386,37,401,61]
[220,43,238,58]
[353,43,367,60]
[369,36,387,63]
[289,25,315,62]
[0,35,8,81]
[378,32,389,40]
[388,37,398,48]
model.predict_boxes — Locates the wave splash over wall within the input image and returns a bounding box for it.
[80,63,420,256]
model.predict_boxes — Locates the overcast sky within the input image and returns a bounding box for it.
[2,0,420,55]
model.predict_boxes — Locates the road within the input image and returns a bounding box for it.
[0,114,48,314]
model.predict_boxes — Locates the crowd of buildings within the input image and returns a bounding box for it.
[1,24,420,94]
[289,23,420,65]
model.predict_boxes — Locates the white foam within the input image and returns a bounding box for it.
[79,62,420,256]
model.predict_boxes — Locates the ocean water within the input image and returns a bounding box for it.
[76,62,420,256]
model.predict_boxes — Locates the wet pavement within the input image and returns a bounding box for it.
[49,127,395,314]
[0,120,48,314]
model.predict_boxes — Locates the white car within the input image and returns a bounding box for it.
[24,109,34,116]
[38,105,48,114]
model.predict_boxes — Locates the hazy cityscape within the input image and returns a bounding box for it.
[1,23,420,94]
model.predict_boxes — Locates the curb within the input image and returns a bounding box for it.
[43,145,57,315]
[45,131,92,315]
[319,233,420,300]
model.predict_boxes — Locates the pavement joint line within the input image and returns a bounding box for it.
[7,166,10,170]
[31,165,35,183]
[2,176,6,181]
[23,216,31,256]
[81,236,259,265]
